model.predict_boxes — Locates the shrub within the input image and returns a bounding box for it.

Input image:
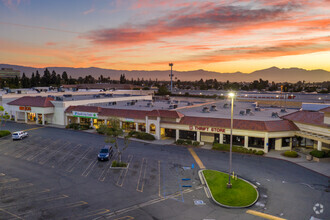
[96,125,107,134]
[128,130,138,137]
[283,151,298,158]
[255,150,265,156]
[186,140,192,145]
[176,139,185,145]
[193,141,200,146]
[310,150,326,158]
[213,143,265,156]
[0,130,11,137]
[112,160,127,167]
[136,132,155,140]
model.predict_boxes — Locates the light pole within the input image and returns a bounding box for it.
[169,63,173,93]
[227,92,235,188]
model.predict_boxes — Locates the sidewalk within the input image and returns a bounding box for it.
[265,150,330,177]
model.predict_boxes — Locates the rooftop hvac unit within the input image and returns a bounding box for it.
[223,103,229,108]
[202,107,210,113]
[147,102,153,107]
[210,105,217,111]
[239,110,245,115]
[173,104,178,109]
[246,109,251,114]
[280,108,287,113]
[55,96,63,101]
[271,112,279,118]
[255,107,260,111]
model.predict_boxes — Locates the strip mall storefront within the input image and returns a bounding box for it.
[65,106,299,153]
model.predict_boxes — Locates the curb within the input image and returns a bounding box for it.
[199,169,259,209]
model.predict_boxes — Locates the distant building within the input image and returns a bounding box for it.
[0,68,20,79]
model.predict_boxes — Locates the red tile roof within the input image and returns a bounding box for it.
[172,116,299,132]
[65,106,149,119]
[147,110,184,118]
[7,96,54,107]
[65,106,299,132]
[281,110,328,127]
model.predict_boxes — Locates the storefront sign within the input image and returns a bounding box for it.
[189,125,225,133]
[72,111,98,119]
[124,118,134,122]
[19,106,31,111]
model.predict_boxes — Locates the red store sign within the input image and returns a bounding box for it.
[189,125,225,133]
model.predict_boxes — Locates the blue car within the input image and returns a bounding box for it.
[97,145,114,161]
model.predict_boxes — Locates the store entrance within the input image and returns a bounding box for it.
[27,112,36,123]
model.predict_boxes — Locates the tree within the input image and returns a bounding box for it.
[120,74,127,84]
[101,117,129,163]
[21,73,30,88]
[0,106,10,130]
[62,71,68,84]
[35,70,41,86]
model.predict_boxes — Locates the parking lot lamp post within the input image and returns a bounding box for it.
[227,92,235,188]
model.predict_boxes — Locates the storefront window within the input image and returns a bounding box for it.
[248,137,264,148]
[122,122,136,131]
[179,130,196,141]
[165,129,176,138]
[150,124,156,134]
[139,123,146,132]
[223,135,244,146]
[282,137,291,147]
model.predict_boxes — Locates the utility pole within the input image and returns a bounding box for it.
[169,63,173,93]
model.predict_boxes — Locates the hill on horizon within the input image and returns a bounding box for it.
[0,64,329,83]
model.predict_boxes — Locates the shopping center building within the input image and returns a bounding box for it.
[2,90,329,153]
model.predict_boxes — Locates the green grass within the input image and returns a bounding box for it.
[0,130,11,138]
[203,170,257,207]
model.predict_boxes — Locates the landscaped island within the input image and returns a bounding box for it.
[202,170,258,208]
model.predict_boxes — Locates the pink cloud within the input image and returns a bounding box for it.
[82,2,299,46]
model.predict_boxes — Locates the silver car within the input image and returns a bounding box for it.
[12,131,28,140]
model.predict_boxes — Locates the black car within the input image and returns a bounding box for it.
[97,145,114,161]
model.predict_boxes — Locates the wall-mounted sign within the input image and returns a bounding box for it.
[19,106,31,111]
[189,125,225,133]
[124,118,134,122]
[73,111,98,119]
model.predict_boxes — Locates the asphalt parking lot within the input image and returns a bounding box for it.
[0,121,329,220]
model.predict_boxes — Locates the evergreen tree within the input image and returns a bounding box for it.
[21,73,30,88]
[35,70,41,86]
[56,74,61,86]
[30,73,36,87]
[62,71,68,84]
[50,70,57,85]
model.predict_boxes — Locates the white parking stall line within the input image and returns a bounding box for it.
[66,147,93,172]
[98,160,114,182]
[26,139,61,161]
[39,141,71,165]
[81,160,98,177]
[56,144,82,167]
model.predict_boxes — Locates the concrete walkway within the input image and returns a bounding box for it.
[265,150,330,177]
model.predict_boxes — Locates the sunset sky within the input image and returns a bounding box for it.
[1,0,330,73]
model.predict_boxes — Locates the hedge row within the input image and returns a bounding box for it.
[175,139,200,146]
[212,143,264,155]
[310,150,329,158]
[66,123,91,130]
[128,131,156,141]
[0,130,11,138]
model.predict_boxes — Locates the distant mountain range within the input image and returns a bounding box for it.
[1,64,329,83]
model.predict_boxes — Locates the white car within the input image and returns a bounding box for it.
[12,131,28,140]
